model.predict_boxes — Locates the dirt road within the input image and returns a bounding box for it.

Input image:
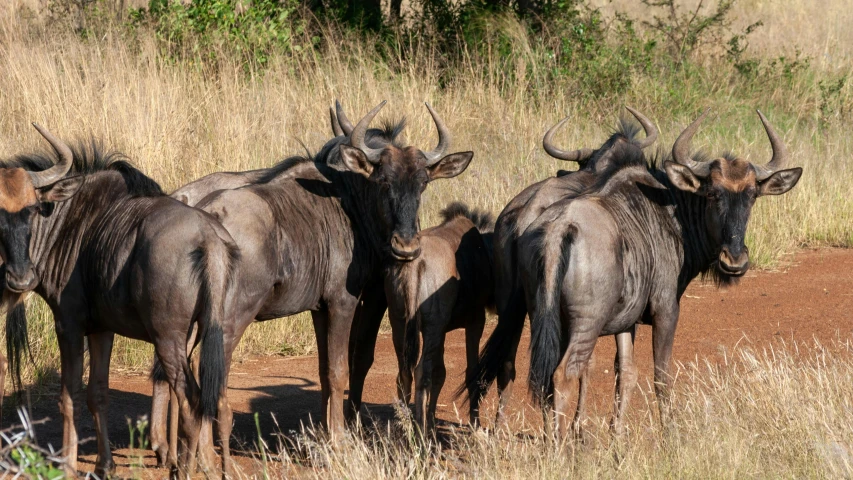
[16,248,853,476]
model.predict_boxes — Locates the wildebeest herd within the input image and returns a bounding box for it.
[0,101,801,478]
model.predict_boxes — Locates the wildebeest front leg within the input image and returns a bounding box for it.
[56,328,86,476]
[611,328,638,435]
[326,298,358,437]
[651,300,680,425]
[346,281,387,422]
[310,309,331,429]
[427,340,447,431]
[86,332,115,477]
[389,303,414,409]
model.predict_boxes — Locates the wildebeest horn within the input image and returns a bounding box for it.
[423,102,451,166]
[329,107,344,137]
[30,123,73,188]
[542,116,594,162]
[753,110,789,181]
[672,108,712,177]
[625,106,658,149]
[349,100,387,163]
[335,99,355,136]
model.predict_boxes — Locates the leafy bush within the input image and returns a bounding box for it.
[132,0,304,67]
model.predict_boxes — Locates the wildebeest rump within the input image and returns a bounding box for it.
[463,108,659,425]
[0,126,237,477]
[385,202,494,431]
[518,110,802,438]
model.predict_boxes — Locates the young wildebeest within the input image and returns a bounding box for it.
[463,108,658,425]
[148,101,471,463]
[0,125,236,477]
[386,202,494,431]
[149,101,410,464]
[518,110,802,438]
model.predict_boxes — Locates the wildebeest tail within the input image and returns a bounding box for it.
[190,233,240,419]
[4,291,29,393]
[528,225,575,407]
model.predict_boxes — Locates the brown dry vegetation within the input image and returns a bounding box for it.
[0,0,851,476]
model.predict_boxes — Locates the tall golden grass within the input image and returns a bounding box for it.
[244,341,852,478]
[0,0,850,385]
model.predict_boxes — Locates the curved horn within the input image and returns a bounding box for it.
[349,100,387,163]
[624,106,658,149]
[672,108,712,177]
[29,123,73,188]
[753,110,789,181]
[329,107,344,137]
[423,102,451,166]
[335,99,355,136]
[542,116,594,163]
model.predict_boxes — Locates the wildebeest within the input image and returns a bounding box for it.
[516,110,802,438]
[463,108,659,425]
[149,101,410,464]
[0,125,237,477]
[146,101,471,464]
[385,202,494,431]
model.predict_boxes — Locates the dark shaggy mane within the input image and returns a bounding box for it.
[439,201,495,233]
[366,117,406,147]
[256,155,313,184]
[3,138,163,197]
[614,116,643,144]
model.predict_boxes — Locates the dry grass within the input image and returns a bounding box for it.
[236,340,853,479]
[0,1,850,388]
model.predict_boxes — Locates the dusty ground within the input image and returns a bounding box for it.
[12,248,853,477]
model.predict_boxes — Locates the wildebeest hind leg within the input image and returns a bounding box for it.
[156,344,202,477]
[552,333,596,441]
[86,332,116,477]
[495,291,525,428]
[611,328,637,436]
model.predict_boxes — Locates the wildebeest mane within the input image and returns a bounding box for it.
[439,201,495,234]
[3,138,164,197]
[256,155,313,184]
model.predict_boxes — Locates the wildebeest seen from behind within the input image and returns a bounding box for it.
[386,202,494,431]
[150,101,471,457]
[518,110,802,438]
[463,108,659,425]
[0,126,237,477]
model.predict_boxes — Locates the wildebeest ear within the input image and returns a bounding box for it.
[427,151,473,180]
[36,176,84,203]
[664,161,701,193]
[757,167,802,196]
[340,144,374,178]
